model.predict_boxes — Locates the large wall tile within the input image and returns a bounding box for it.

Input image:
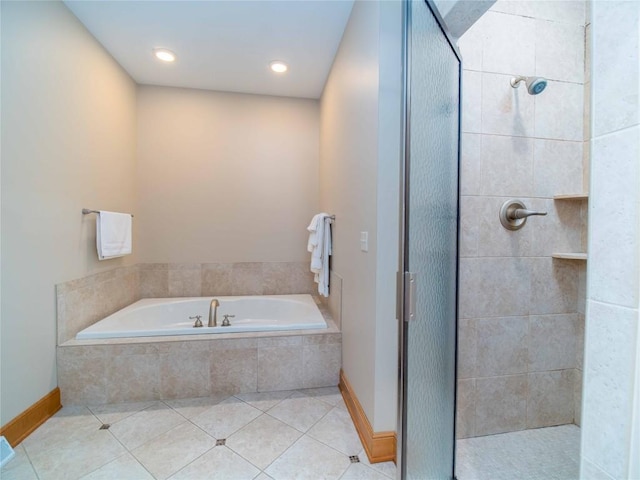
[589,127,640,308]
[480,135,534,197]
[535,20,584,83]
[574,367,582,426]
[581,459,616,480]
[168,263,202,297]
[475,375,527,436]
[456,379,476,439]
[231,263,265,296]
[535,81,584,141]
[582,301,638,479]
[532,1,585,26]
[302,344,341,388]
[592,1,640,136]
[482,73,535,137]
[476,316,528,376]
[533,139,584,198]
[160,351,210,399]
[201,263,233,296]
[459,257,531,318]
[257,346,303,392]
[527,370,574,428]
[459,196,482,258]
[529,314,577,371]
[462,70,482,134]
[460,133,482,196]
[210,347,258,394]
[530,257,578,315]
[57,346,107,405]
[477,196,533,257]
[481,12,535,76]
[139,264,169,298]
[327,270,342,329]
[457,318,477,379]
[107,354,161,403]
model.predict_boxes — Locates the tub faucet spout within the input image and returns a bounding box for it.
[209,299,220,327]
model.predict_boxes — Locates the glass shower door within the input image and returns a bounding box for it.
[399,1,460,479]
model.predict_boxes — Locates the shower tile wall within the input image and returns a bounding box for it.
[457,0,588,438]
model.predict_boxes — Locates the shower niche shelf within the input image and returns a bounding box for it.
[552,193,588,261]
[552,252,588,260]
[553,193,589,200]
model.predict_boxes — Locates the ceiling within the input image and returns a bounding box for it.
[64,1,354,99]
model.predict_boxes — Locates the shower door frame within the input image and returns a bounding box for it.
[397,0,462,478]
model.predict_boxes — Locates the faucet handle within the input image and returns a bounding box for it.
[189,315,203,328]
[221,314,235,327]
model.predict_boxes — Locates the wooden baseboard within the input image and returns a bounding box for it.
[339,370,396,464]
[0,388,62,447]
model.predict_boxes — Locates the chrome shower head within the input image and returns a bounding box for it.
[510,75,547,95]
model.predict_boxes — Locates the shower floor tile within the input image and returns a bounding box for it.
[1,386,396,480]
[456,424,581,480]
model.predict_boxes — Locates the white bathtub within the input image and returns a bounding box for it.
[75,294,327,340]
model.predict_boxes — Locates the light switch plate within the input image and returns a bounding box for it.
[360,231,368,252]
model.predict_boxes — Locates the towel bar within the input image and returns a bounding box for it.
[82,208,134,217]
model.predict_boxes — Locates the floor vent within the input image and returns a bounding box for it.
[349,455,360,463]
[99,424,111,430]
[216,439,226,446]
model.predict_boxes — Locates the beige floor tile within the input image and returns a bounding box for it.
[88,401,156,425]
[29,429,126,480]
[164,394,230,419]
[254,474,274,480]
[307,407,363,455]
[168,446,260,480]
[0,446,38,480]
[340,462,394,480]
[266,392,332,432]
[79,453,154,480]
[108,402,186,450]
[336,398,348,411]
[234,390,295,411]
[131,422,216,480]
[296,386,343,406]
[190,396,262,439]
[265,435,350,480]
[22,406,102,456]
[227,413,302,469]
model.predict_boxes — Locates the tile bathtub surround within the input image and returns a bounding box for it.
[57,330,341,406]
[0,388,396,480]
[57,261,317,342]
[56,265,141,345]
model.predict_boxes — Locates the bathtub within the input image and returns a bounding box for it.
[75,294,327,340]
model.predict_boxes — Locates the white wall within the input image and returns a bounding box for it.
[136,86,319,263]
[581,2,640,478]
[0,1,137,424]
[320,0,401,432]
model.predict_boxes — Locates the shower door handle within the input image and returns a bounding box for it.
[404,272,416,322]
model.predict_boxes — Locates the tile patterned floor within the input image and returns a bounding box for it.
[0,387,397,480]
[456,424,581,480]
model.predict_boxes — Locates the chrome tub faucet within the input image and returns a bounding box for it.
[209,298,220,327]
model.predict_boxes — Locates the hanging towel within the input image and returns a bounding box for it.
[307,213,332,296]
[96,211,132,260]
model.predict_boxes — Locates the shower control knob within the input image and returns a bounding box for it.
[499,199,547,230]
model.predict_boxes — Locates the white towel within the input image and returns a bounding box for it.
[96,211,132,260]
[307,213,332,296]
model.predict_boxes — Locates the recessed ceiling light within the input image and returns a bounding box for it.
[153,48,176,62]
[270,61,288,73]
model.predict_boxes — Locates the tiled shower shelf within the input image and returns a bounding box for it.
[553,193,589,200]
[552,252,588,260]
